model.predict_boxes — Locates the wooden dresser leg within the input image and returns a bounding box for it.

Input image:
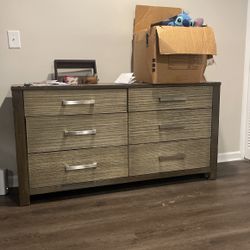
[19,190,30,206]
[208,171,217,180]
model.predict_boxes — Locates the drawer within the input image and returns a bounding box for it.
[129,109,211,144]
[129,138,210,176]
[26,113,128,153]
[24,89,127,116]
[129,86,212,112]
[28,146,128,190]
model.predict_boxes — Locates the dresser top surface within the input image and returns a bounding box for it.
[11,82,221,91]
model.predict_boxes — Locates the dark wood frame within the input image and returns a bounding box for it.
[12,89,30,206]
[209,83,221,179]
[11,82,221,206]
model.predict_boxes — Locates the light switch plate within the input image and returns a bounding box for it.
[7,30,21,49]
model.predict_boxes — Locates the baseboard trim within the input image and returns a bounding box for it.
[218,151,243,163]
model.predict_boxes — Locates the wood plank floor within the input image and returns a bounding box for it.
[0,160,250,250]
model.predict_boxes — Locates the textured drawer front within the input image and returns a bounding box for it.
[129,86,212,112]
[129,138,210,176]
[26,113,128,153]
[29,146,128,189]
[129,109,211,144]
[24,89,127,116]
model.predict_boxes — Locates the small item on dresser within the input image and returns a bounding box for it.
[54,59,98,85]
[24,80,68,86]
[63,75,98,85]
[83,75,98,84]
[63,76,79,85]
[115,73,136,84]
[76,75,98,84]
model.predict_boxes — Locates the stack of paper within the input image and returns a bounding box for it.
[114,73,136,84]
[24,80,68,87]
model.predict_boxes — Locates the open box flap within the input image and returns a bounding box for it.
[156,26,217,55]
[134,5,181,33]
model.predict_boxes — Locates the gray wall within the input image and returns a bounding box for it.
[0,0,248,178]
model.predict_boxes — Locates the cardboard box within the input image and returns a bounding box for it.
[132,5,217,83]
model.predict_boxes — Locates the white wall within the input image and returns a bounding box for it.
[0,0,248,180]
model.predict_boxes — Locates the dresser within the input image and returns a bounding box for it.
[12,82,220,206]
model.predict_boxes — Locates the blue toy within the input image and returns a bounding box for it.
[164,11,193,27]
[155,11,205,27]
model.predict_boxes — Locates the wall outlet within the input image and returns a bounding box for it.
[7,30,21,49]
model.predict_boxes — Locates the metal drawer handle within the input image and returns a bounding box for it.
[64,129,96,136]
[159,96,187,102]
[159,153,186,162]
[65,162,97,171]
[62,99,95,106]
[159,124,185,130]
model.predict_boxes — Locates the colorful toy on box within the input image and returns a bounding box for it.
[159,11,206,27]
